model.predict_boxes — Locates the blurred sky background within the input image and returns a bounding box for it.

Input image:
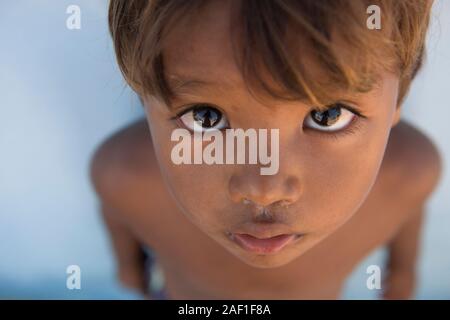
[0,0,449,299]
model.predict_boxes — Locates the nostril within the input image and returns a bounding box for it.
[228,175,301,206]
[276,199,292,208]
[240,197,293,209]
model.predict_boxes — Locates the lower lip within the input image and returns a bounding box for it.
[231,233,299,254]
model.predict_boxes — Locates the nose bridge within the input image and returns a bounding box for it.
[227,102,303,207]
[228,164,301,207]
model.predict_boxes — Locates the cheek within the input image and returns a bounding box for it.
[163,163,227,214]
[299,122,391,232]
[146,118,230,225]
[163,164,237,235]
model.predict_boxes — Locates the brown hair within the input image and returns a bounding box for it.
[108,0,433,108]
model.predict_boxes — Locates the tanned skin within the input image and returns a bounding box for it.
[91,0,442,299]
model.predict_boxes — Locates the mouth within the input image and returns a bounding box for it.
[227,232,303,254]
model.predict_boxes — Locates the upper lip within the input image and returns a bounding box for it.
[230,223,300,239]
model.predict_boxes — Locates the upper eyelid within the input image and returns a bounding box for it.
[175,106,195,117]
[314,102,365,118]
[174,103,226,117]
[335,102,365,117]
[173,101,365,120]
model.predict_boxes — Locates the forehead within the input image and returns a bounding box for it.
[158,0,397,108]
[160,0,311,104]
[162,0,243,85]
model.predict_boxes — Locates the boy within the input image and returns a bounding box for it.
[91,0,443,299]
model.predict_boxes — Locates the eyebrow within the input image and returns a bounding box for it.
[166,74,373,113]
[165,74,240,110]
[167,75,220,95]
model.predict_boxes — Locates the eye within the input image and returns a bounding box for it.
[177,104,229,132]
[304,103,357,132]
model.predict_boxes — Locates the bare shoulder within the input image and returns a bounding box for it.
[89,118,167,216]
[380,119,443,206]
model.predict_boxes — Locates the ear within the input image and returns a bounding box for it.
[391,104,402,128]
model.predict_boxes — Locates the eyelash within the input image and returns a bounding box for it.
[171,102,366,139]
[306,114,364,141]
[172,104,221,120]
[171,103,230,131]
[304,104,366,140]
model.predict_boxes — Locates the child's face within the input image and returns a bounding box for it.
[143,0,401,268]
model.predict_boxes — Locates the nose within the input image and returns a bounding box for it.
[228,171,301,208]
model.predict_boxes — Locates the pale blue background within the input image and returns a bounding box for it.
[0,1,449,299]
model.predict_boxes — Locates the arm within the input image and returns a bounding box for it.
[89,137,153,299]
[382,206,425,299]
[382,122,443,299]
[100,203,150,297]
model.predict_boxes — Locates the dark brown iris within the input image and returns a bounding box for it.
[311,106,341,126]
[193,106,222,128]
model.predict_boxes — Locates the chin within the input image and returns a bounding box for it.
[234,250,299,269]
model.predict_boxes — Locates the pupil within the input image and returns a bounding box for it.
[193,107,221,128]
[312,107,341,126]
